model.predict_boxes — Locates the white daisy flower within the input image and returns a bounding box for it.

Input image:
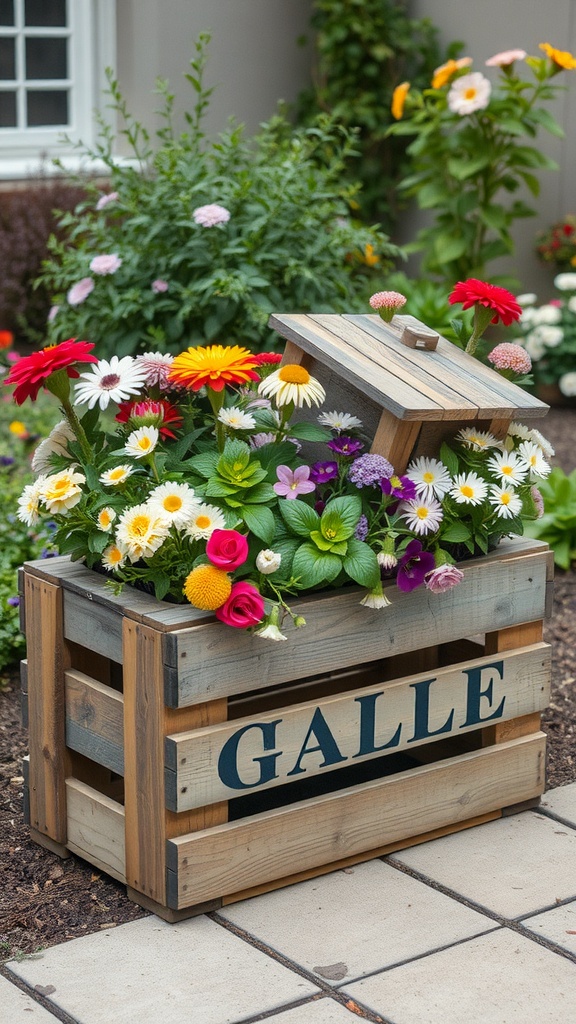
[487,450,528,488]
[31,419,75,474]
[134,351,174,390]
[255,549,282,574]
[532,304,562,326]
[258,364,326,408]
[523,332,547,361]
[39,468,85,514]
[99,464,135,487]
[450,472,489,505]
[559,371,576,397]
[406,457,452,499]
[506,422,533,442]
[115,504,170,561]
[101,542,129,571]
[317,410,363,430]
[74,355,148,410]
[554,272,576,291]
[399,497,444,535]
[97,507,117,532]
[528,428,555,458]
[17,477,47,527]
[517,441,551,480]
[489,485,523,519]
[515,293,537,306]
[185,503,226,540]
[123,425,159,459]
[535,324,563,347]
[218,407,257,431]
[148,482,198,528]
[456,427,499,450]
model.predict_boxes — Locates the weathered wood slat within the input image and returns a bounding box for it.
[166,732,545,909]
[65,778,126,883]
[164,545,550,707]
[65,669,125,775]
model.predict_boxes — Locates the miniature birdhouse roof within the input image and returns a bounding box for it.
[269,312,547,423]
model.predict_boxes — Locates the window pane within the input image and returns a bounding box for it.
[0,89,16,125]
[0,0,14,27]
[26,87,68,125]
[26,37,67,79]
[0,36,15,79]
[24,0,67,27]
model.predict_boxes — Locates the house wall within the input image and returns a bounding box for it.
[115,0,313,143]
[403,0,576,294]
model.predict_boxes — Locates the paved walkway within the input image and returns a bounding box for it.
[1,783,575,1024]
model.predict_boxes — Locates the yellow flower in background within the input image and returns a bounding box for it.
[363,244,380,267]
[391,81,410,120]
[539,43,576,70]
[431,56,472,90]
[9,420,28,438]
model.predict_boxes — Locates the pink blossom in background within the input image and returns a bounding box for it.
[488,343,532,374]
[485,49,527,67]
[369,290,407,312]
[67,277,95,306]
[96,191,119,211]
[151,279,169,293]
[192,203,231,227]
[90,253,122,275]
[47,305,59,322]
[273,464,316,499]
[425,564,465,594]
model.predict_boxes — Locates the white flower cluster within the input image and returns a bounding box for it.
[513,274,576,395]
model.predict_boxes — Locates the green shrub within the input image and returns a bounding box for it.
[524,467,576,569]
[38,34,401,360]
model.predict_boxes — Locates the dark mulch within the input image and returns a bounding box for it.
[1,407,575,961]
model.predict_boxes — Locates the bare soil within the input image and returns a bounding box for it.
[1,407,575,960]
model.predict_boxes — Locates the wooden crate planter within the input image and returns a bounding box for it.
[20,312,553,920]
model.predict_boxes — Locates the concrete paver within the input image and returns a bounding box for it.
[219,858,496,983]
[389,810,576,918]
[261,999,363,1022]
[522,899,576,953]
[540,781,576,825]
[0,974,60,1024]
[343,927,576,1024]
[6,915,319,1024]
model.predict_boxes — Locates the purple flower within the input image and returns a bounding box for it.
[0,456,14,466]
[354,514,369,541]
[424,565,465,594]
[90,253,122,275]
[274,464,316,500]
[309,460,339,484]
[7,596,20,607]
[327,436,364,458]
[348,453,394,488]
[67,277,94,306]
[396,540,435,593]
[192,203,231,227]
[152,279,169,293]
[381,474,417,501]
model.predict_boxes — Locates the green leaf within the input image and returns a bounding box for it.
[279,498,320,537]
[321,495,362,541]
[240,504,276,544]
[188,450,220,478]
[288,421,332,441]
[447,154,490,181]
[241,482,278,504]
[529,107,565,137]
[432,233,469,263]
[342,539,380,587]
[292,543,343,587]
[440,522,472,543]
[439,443,459,477]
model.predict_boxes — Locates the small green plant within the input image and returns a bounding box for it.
[524,467,576,569]
[387,43,576,286]
[38,34,400,359]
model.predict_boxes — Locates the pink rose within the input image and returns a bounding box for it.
[67,277,95,306]
[215,581,265,628]
[206,529,249,571]
[90,253,122,275]
[424,565,465,594]
[151,279,169,293]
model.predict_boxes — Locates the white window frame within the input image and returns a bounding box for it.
[0,0,116,179]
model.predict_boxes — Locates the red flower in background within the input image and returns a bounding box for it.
[4,339,97,404]
[0,330,14,350]
[251,352,283,365]
[448,279,522,326]
[115,398,183,439]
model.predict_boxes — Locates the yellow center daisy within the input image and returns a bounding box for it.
[278,365,311,384]
[183,564,232,610]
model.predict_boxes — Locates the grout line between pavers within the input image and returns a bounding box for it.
[208,912,390,1023]
[382,856,576,965]
[0,962,80,1024]
[532,804,576,830]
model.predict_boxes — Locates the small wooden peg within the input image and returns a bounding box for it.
[399,323,439,351]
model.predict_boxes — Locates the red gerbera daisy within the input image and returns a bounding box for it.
[115,398,184,439]
[448,279,522,326]
[251,352,283,365]
[4,339,98,404]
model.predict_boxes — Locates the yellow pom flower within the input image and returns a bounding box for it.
[391,81,410,120]
[183,564,232,610]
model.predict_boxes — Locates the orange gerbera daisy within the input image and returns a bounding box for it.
[167,344,260,392]
[391,81,410,120]
[539,43,576,70]
[431,56,473,90]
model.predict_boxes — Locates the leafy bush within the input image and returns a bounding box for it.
[39,34,401,360]
[524,467,576,569]
[295,0,446,230]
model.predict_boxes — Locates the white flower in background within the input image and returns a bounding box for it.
[74,355,148,410]
[487,450,528,488]
[115,504,170,561]
[255,549,282,574]
[40,468,85,514]
[535,324,564,347]
[123,425,159,459]
[192,203,230,227]
[450,472,489,505]
[254,618,287,641]
[447,72,491,115]
[456,427,499,450]
[185,503,226,540]
[568,297,576,314]
[522,332,547,361]
[67,277,94,306]
[31,419,75,474]
[99,464,135,487]
[47,304,59,322]
[529,428,555,458]
[559,371,576,396]
[90,253,122,275]
[406,456,452,499]
[218,407,257,431]
[489,485,523,519]
[517,440,551,480]
[17,477,47,526]
[317,410,363,430]
[97,507,117,532]
[554,272,576,291]
[515,293,537,306]
[506,422,533,442]
[101,542,129,571]
[96,192,118,211]
[532,305,562,326]
[148,482,198,528]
